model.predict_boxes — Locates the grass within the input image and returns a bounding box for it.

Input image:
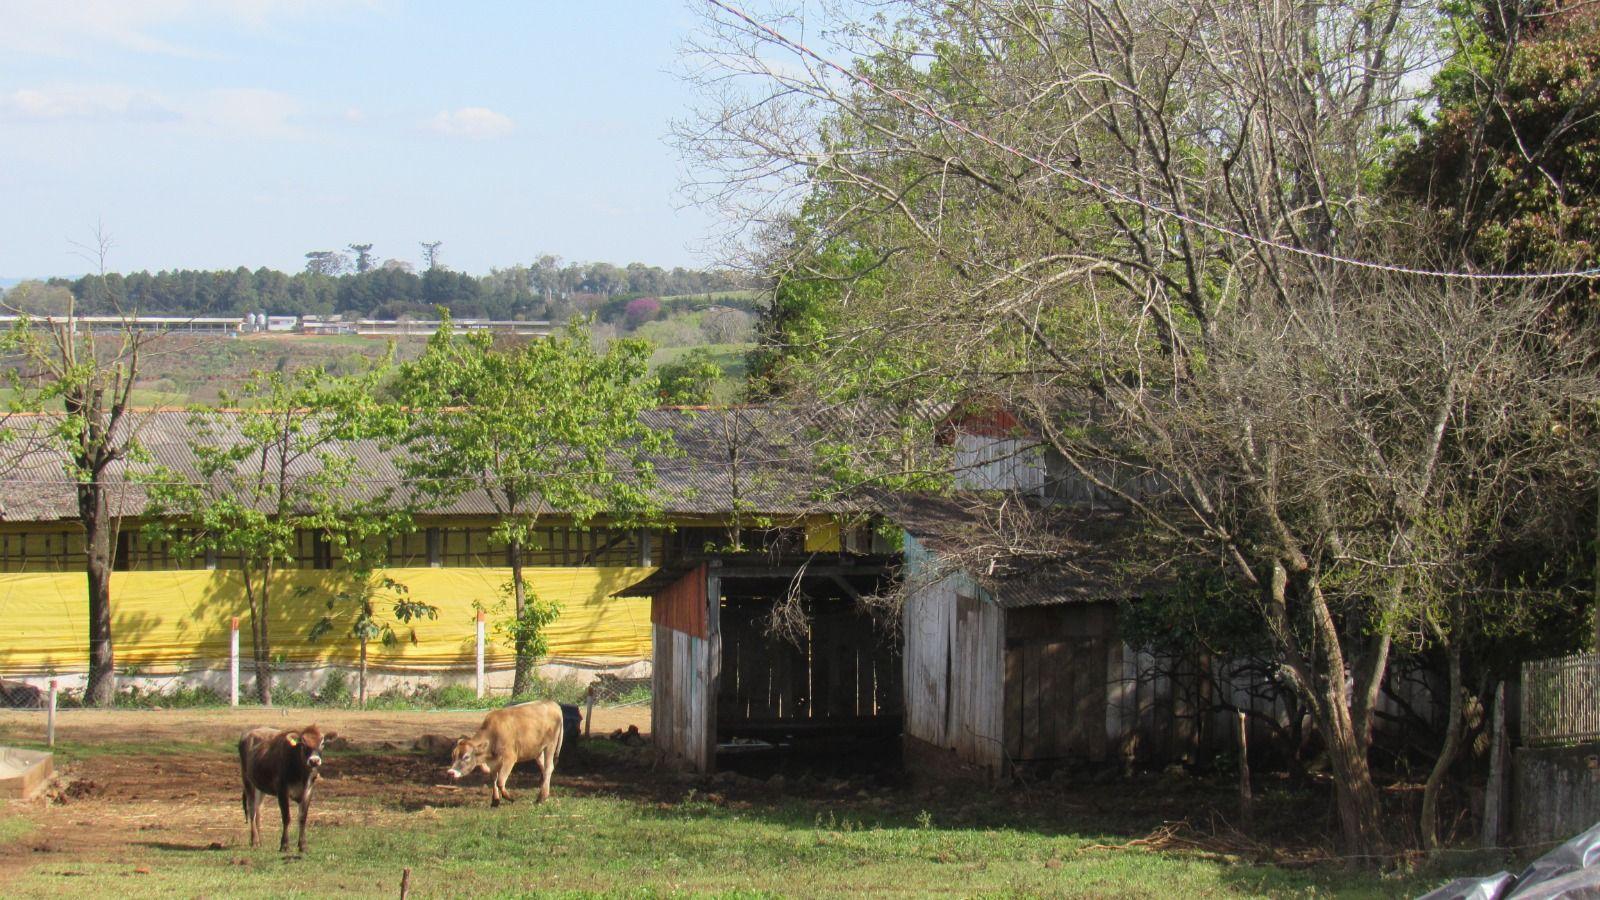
[1,772,1451,898]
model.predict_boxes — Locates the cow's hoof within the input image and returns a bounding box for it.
[491,798,500,808]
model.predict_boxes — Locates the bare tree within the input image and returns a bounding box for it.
[681,0,1600,856]
[0,225,154,705]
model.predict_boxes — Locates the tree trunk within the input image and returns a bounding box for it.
[1423,643,1465,853]
[358,635,368,708]
[247,572,273,706]
[81,500,117,707]
[1277,567,1390,860]
[1321,699,1388,861]
[510,539,535,696]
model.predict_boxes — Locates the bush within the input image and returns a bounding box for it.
[318,670,354,707]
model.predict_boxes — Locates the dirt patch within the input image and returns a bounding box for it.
[0,732,664,878]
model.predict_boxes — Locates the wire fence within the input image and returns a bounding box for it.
[1522,652,1600,747]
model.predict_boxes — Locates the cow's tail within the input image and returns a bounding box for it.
[555,713,565,761]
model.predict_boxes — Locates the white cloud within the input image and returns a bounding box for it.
[196,88,301,138]
[1,83,301,139]
[0,0,380,59]
[425,106,515,140]
[1,84,178,123]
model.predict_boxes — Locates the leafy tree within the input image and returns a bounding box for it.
[1393,0,1600,289]
[145,360,400,705]
[310,574,438,707]
[623,297,662,329]
[394,314,672,694]
[420,241,444,271]
[347,243,376,274]
[304,250,349,277]
[657,348,724,404]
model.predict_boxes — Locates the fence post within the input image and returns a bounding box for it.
[1483,680,1508,848]
[475,611,486,700]
[1235,710,1252,829]
[46,678,57,748]
[230,616,240,707]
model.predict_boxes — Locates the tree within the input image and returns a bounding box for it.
[1393,0,1600,289]
[310,574,437,707]
[394,314,672,694]
[0,228,151,705]
[683,0,1600,856]
[657,348,724,404]
[145,360,399,705]
[1,281,75,316]
[347,243,376,274]
[420,241,444,272]
[304,250,349,277]
[700,306,754,343]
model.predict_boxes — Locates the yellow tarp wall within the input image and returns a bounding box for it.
[0,566,657,675]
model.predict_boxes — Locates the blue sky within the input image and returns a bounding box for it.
[0,1,720,277]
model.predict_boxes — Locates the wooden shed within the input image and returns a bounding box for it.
[637,553,901,773]
[895,494,1172,779]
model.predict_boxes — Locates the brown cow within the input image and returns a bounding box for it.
[238,724,336,853]
[446,701,564,806]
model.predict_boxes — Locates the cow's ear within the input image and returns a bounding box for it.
[323,730,339,742]
[285,732,300,747]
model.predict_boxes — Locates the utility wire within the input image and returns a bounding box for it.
[705,0,1600,282]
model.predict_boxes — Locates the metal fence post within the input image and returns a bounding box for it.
[475,611,486,700]
[230,616,240,707]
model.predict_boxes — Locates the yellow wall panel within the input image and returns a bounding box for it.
[0,566,657,675]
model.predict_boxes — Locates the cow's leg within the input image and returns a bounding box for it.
[296,793,311,853]
[538,746,554,802]
[245,787,260,848]
[489,767,502,807]
[496,760,516,804]
[277,790,292,853]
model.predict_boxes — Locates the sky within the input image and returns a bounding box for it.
[0,1,722,278]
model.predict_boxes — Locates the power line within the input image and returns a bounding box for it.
[705,0,1600,282]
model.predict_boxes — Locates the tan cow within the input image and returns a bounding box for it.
[446,701,564,806]
[238,724,336,853]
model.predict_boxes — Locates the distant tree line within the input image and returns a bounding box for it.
[33,250,758,321]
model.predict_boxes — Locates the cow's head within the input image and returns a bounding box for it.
[446,737,489,780]
[286,725,336,769]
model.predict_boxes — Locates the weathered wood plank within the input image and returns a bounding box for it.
[1005,643,1024,760]
[1022,640,1042,759]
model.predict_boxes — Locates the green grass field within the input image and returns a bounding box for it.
[1,773,1446,898]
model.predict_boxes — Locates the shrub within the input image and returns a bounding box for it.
[318,670,354,707]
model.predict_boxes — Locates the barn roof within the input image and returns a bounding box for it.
[888,492,1173,607]
[0,406,861,524]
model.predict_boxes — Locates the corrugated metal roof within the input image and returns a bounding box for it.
[0,407,859,523]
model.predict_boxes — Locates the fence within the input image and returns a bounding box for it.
[1522,652,1600,748]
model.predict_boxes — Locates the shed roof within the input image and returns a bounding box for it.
[888,492,1172,607]
[0,406,861,524]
